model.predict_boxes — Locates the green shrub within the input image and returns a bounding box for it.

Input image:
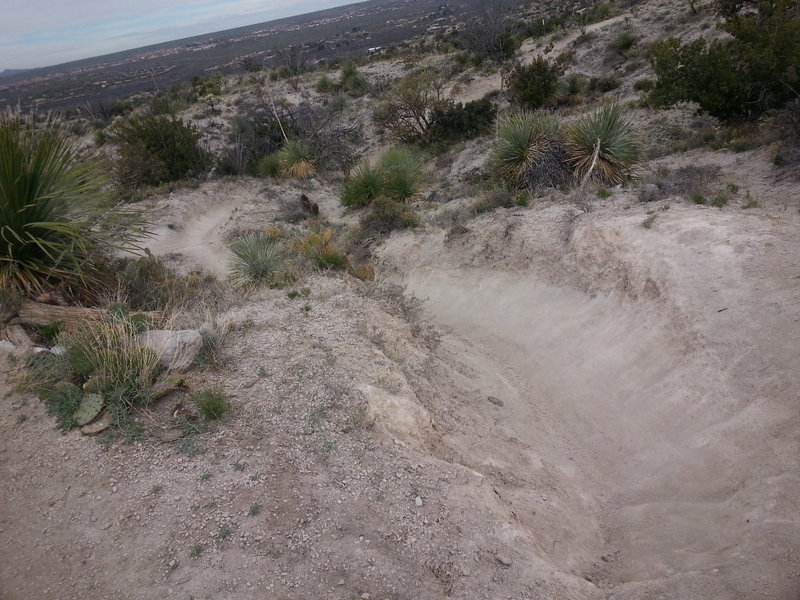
[0,114,142,296]
[112,113,210,188]
[341,164,384,208]
[425,98,496,144]
[228,234,287,285]
[507,58,559,109]
[566,103,640,185]
[379,146,423,200]
[192,388,230,420]
[610,31,637,53]
[648,0,800,120]
[255,153,282,178]
[589,75,620,93]
[491,110,571,192]
[341,63,369,96]
[316,74,334,93]
[341,146,424,207]
[359,198,419,238]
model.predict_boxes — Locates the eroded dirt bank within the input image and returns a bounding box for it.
[380,196,800,599]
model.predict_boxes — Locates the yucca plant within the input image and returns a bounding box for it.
[228,234,287,285]
[378,146,423,200]
[491,109,571,191]
[341,163,384,208]
[0,113,142,296]
[566,103,640,185]
[278,140,316,179]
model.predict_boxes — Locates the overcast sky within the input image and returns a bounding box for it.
[0,0,355,71]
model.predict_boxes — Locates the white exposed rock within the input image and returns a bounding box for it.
[137,330,203,372]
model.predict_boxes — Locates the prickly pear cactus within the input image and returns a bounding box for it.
[82,376,110,394]
[73,393,105,426]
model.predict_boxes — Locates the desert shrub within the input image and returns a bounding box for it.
[59,316,159,407]
[112,113,210,188]
[380,146,423,200]
[341,164,384,208]
[552,74,588,106]
[460,3,519,61]
[295,228,348,270]
[216,112,288,176]
[277,140,316,179]
[588,75,620,94]
[358,198,419,238]
[255,153,282,178]
[566,103,640,185]
[340,62,369,96]
[228,234,287,285]
[610,31,637,53]
[374,69,448,143]
[341,146,424,207]
[316,74,334,93]
[648,0,800,120]
[425,98,496,144]
[491,109,572,192]
[0,113,142,297]
[113,254,223,314]
[507,58,559,109]
[192,388,230,420]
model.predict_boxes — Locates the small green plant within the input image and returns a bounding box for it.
[228,234,287,285]
[690,192,707,204]
[286,290,300,299]
[610,31,637,53]
[199,472,213,481]
[315,74,334,93]
[232,460,247,471]
[642,214,657,228]
[301,304,312,312]
[566,103,640,185]
[255,153,282,178]
[150,484,164,495]
[597,187,613,198]
[15,414,28,424]
[341,164,384,208]
[711,194,729,208]
[189,544,205,558]
[379,146,424,201]
[191,388,230,420]
[726,183,740,194]
[248,503,262,516]
[742,199,759,209]
[216,526,234,540]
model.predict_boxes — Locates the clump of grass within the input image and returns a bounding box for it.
[642,214,657,228]
[255,153,282,178]
[358,197,419,239]
[228,234,287,285]
[191,388,230,420]
[711,194,729,208]
[295,228,348,270]
[248,503,262,516]
[690,192,706,205]
[597,187,613,198]
[341,164,384,208]
[340,146,423,207]
[566,103,640,185]
[189,544,205,558]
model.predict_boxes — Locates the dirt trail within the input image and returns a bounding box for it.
[381,198,800,599]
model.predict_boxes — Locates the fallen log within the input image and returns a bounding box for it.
[18,301,164,328]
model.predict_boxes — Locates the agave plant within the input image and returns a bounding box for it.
[278,140,316,179]
[566,103,640,185]
[0,113,142,296]
[491,109,570,191]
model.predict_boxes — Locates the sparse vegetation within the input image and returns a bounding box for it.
[191,388,230,420]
